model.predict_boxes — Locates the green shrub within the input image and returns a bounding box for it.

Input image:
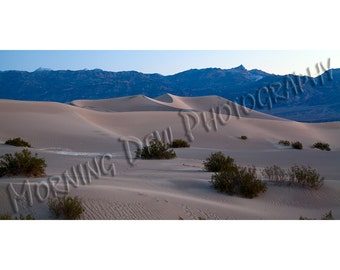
[210,167,238,194]
[240,135,248,140]
[288,165,324,189]
[262,165,287,185]
[5,137,31,147]
[291,141,303,150]
[207,153,267,198]
[203,152,235,172]
[279,140,290,146]
[136,139,176,160]
[170,139,190,148]
[48,196,84,220]
[211,165,267,199]
[313,142,331,151]
[0,149,46,177]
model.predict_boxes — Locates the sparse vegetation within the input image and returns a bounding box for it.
[136,139,176,160]
[0,213,12,220]
[299,210,334,220]
[313,142,331,151]
[0,149,46,177]
[262,164,324,189]
[240,135,248,140]
[17,214,35,220]
[279,140,290,146]
[262,165,287,185]
[0,213,35,220]
[5,137,31,148]
[322,210,334,220]
[291,141,303,150]
[170,139,190,148]
[178,216,207,220]
[205,152,267,199]
[48,196,84,220]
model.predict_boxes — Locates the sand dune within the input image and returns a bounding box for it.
[0,95,339,219]
[0,99,122,152]
[71,95,180,112]
[73,93,281,120]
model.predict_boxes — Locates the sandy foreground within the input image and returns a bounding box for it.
[0,94,339,219]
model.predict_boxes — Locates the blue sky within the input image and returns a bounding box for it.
[0,50,338,76]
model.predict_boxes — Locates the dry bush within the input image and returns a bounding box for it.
[288,165,324,189]
[262,165,287,185]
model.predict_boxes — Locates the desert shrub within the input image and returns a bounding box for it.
[0,166,6,177]
[313,142,331,151]
[178,216,207,220]
[262,164,324,189]
[0,149,46,177]
[291,141,303,150]
[211,165,267,199]
[48,196,84,220]
[321,210,334,220]
[0,213,35,220]
[240,135,248,140]
[288,165,324,189]
[5,137,31,147]
[203,152,235,172]
[237,166,267,198]
[136,139,176,160]
[262,165,287,185]
[279,140,290,146]
[210,166,238,194]
[207,153,267,198]
[170,139,190,148]
[17,214,35,220]
[299,210,334,220]
[0,213,12,220]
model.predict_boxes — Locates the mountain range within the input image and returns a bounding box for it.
[0,65,339,122]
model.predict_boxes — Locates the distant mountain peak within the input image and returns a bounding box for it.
[231,64,247,71]
[34,67,52,72]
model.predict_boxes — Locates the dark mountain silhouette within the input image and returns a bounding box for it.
[0,66,339,122]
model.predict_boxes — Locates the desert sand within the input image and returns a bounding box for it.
[0,94,339,219]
